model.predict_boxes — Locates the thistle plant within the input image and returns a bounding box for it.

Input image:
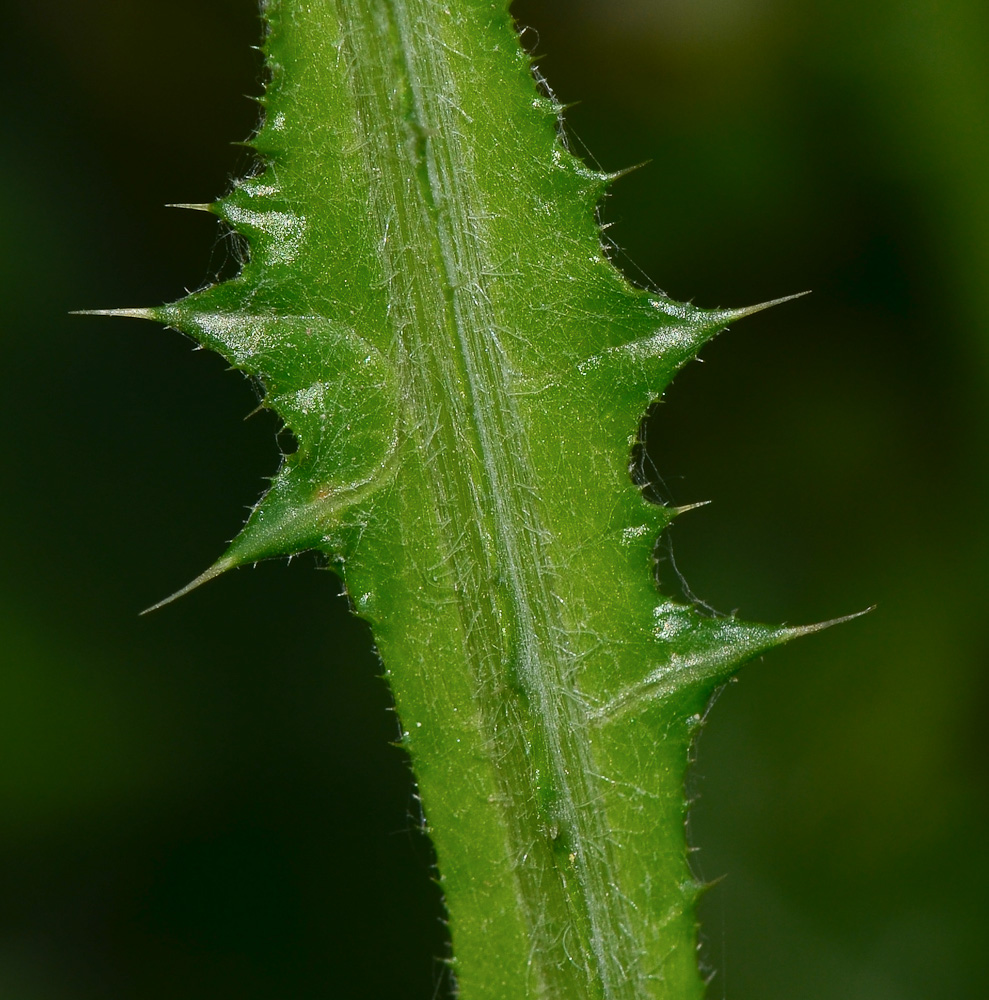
[87,1,851,996]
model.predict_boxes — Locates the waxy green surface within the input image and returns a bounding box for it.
[115,1,825,996]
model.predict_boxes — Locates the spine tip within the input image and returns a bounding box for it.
[671,500,712,517]
[165,202,215,214]
[70,307,158,321]
[723,290,812,324]
[140,555,238,615]
[782,605,875,640]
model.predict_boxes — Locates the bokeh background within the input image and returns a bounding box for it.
[4,0,987,997]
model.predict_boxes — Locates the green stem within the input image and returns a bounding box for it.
[339,2,692,996]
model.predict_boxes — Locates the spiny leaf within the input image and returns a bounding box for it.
[156,302,402,563]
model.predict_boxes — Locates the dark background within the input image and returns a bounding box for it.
[3,0,987,997]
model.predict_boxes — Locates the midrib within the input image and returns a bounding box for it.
[339,2,643,996]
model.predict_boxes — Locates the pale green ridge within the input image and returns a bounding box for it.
[128,1,827,997]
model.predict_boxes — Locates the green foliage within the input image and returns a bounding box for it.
[94,1,842,996]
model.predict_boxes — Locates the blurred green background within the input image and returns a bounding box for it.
[3,0,986,997]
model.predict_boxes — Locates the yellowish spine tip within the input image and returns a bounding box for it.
[781,605,875,640]
[140,555,239,615]
[723,290,812,323]
[696,874,727,897]
[605,161,651,183]
[70,307,159,321]
[165,202,215,214]
[671,500,712,517]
